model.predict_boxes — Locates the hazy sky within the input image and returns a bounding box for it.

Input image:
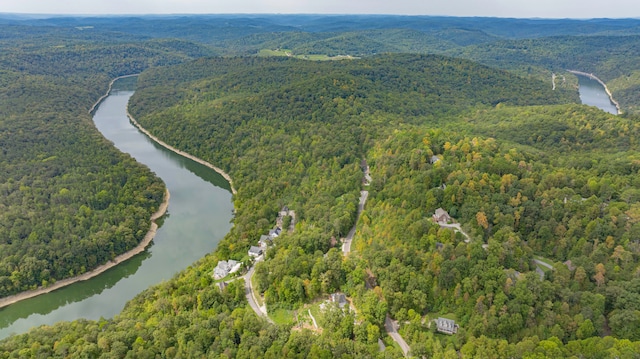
[2,0,640,19]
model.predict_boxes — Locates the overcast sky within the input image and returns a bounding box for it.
[2,0,640,19]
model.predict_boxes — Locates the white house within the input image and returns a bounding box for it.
[248,246,263,258]
[213,259,241,280]
[436,317,458,335]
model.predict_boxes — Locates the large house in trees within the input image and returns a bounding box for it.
[436,317,458,335]
[433,208,452,224]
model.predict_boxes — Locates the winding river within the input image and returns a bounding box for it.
[0,78,234,339]
[576,73,619,115]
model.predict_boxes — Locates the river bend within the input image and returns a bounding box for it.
[0,79,233,339]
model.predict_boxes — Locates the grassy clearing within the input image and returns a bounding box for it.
[258,49,358,61]
[269,308,296,326]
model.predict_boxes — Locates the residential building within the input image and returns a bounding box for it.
[248,246,263,258]
[213,259,241,280]
[436,317,458,335]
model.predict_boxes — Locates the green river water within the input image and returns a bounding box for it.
[0,78,234,339]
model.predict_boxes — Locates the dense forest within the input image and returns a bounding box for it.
[3,15,640,358]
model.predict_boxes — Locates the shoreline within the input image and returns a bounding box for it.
[0,74,236,309]
[88,74,140,115]
[0,75,168,309]
[0,189,169,309]
[126,108,237,195]
[566,69,622,114]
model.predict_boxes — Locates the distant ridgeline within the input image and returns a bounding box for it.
[3,15,640,357]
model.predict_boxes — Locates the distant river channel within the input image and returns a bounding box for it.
[0,77,234,339]
[576,74,619,115]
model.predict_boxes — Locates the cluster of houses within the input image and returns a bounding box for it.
[249,225,282,258]
[213,209,288,280]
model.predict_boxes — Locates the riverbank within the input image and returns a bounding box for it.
[96,73,235,194]
[567,70,622,114]
[0,188,170,310]
[0,76,173,310]
[126,109,237,195]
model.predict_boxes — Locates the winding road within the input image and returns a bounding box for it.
[342,190,369,255]
[385,315,411,357]
[243,256,272,323]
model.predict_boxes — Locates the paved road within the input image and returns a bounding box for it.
[342,190,369,255]
[533,258,553,270]
[532,258,553,280]
[243,257,273,323]
[385,315,410,357]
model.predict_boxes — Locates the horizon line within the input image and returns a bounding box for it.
[1,12,638,21]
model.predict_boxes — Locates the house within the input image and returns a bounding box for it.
[430,155,441,164]
[363,172,372,186]
[213,259,241,280]
[330,293,348,309]
[433,208,451,224]
[259,235,271,248]
[436,317,458,335]
[248,246,263,258]
[269,227,281,239]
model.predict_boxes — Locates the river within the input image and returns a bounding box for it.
[576,74,619,115]
[0,78,234,339]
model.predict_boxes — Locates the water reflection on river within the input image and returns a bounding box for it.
[576,75,619,115]
[0,79,233,339]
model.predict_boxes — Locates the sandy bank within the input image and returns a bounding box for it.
[126,109,237,195]
[0,189,169,309]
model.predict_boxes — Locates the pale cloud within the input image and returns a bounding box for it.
[1,0,640,18]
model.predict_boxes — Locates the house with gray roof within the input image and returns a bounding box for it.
[330,292,348,309]
[259,235,271,248]
[248,246,263,258]
[213,259,241,280]
[436,317,458,335]
[433,208,451,224]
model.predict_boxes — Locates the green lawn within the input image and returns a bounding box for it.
[269,308,296,326]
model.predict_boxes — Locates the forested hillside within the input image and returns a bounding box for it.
[3,15,640,358]
[3,54,618,358]
[0,27,209,297]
